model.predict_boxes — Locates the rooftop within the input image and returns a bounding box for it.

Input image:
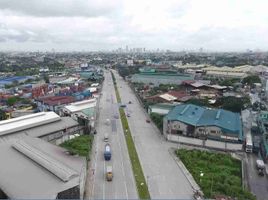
[64,98,96,113]
[39,96,75,106]
[131,72,194,80]
[0,112,60,137]
[0,136,85,199]
[159,93,177,101]
[166,104,243,139]
[0,117,79,144]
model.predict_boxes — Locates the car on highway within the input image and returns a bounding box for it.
[106,166,113,181]
[146,119,150,123]
[114,114,119,119]
[127,113,130,117]
[104,143,112,161]
[120,104,126,108]
[104,133,109,142]
[128,101,132,104]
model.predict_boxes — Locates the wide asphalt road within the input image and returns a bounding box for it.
[113,71,194,199]
[246,153,268,200]
[91,70,138,199]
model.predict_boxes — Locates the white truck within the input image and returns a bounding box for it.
[256,159,265,176]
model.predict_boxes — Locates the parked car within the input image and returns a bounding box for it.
[146,119,150,123]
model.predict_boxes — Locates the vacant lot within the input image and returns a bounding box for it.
[176,149,255,200]
[60,135,94,159]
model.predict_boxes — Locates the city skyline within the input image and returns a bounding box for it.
[0,0,268,52]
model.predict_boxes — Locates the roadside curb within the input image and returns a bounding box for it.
[84,82,102,200]
[168,147,203,196]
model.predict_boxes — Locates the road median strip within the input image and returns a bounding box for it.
[111,71,150,199]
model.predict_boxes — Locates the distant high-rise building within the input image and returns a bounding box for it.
[126,45,129,52]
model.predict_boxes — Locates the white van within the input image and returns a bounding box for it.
[104,133,109,142]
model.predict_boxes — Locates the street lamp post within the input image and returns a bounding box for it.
[200,171,204,183]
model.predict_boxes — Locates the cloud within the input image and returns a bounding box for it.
[0,0,121,17]
[0,0,267,51]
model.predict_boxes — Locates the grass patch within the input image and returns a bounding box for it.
[111,71,150,199]
[150,113,164,132]
[176,149,256,200]
[60,135,94,159]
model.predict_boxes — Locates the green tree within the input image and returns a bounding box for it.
[219,78,240,86]
[150,113,164,131]
[7,97,18,106]
[43,75,50,83]
[242,75,261,86]
[216,96,250,112]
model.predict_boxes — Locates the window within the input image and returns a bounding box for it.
[210,130,216,134]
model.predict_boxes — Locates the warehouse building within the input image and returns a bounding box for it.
[163,104,243,143]
[61,98,97,133]
[131,72,194,86]
[0,136,86,199]
[0,112,83,145]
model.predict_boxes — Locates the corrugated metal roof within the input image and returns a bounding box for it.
[0,136,85,199]
[0,112,61,136]
[12,140,78,182]
[64,98,96,113]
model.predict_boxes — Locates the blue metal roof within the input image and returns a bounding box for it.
[166,104,243,139]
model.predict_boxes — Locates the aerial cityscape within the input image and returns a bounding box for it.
[0,0,268,200]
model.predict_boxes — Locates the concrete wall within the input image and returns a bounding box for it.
[167,134,243,151]
[40,125,84,145]
[79,161,87,199]
[195,126,222,138]
[165,120,239,142]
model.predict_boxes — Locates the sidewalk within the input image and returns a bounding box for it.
[169,147,203,196]
[83,86,102,200]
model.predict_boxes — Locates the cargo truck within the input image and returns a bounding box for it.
[104,143,112,161]
[106,166,113,181]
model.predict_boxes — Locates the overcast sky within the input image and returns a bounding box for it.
[0,0,268,52]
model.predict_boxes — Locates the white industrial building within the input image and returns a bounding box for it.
[61,99,97,133]
[0,112,87,199]
[0,136,86,199]
[0,112,84,145]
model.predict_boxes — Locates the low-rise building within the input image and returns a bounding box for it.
[0,111,87,199]
[163,104,243,143]
[61,98,97,132]
[146,90,190,104]
[0,136,86,199]
[0,112,83,145]
[131,71,194,86]
[37,96,76,113]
